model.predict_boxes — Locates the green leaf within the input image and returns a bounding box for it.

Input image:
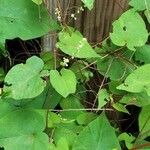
[4,56,46,100]
[60,96,84,120]
[40,52,61,70]
[0,100,48,150]
[46,83,62,109]
[23,83,62,109]
[110,9,148,50]
[113,103,130,114]
[0,0,59,46]
[108,81,126,95]
[139,105,150,139]
[76,112,97,125]
[0,106,46,138]
[72,114,121,150]
[97,54,135,81]
[135,45,150,64]
[37,82,62,109]
[81,0,95,10]
[94,39,120,54]
[98,89,110,109]
[48,143,57,150]
[56,137,69,150]
[56,28,100,58]
[144,10,150,23]
[129,0,150,11]
[0,42,5,54]
[50,69,77,98]
[70,61,93,82]
[32,0,42,5]
[117,64,150,96]
[48,112,61,128]
[0,67,5,82]
[40,70,50,77]
[120,92,150,107]
[53,122,81,148]
[0,132,49,150]
[118,133,135,149]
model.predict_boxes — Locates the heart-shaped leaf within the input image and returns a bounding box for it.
[56,28,100,58]
[0,0,59,47]
[110,9,148,51]
[0,132,49,150]
[4,56,46,100]
[0,100,48,150]
[50,69,77,98]
[0,100,46,137]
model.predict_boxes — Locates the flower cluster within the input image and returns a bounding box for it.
[55,8,61,21]
[70,6,84,21]
[71,13,77,20]
[60,57,70,67]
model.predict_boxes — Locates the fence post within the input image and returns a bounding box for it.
[42,0,57,51]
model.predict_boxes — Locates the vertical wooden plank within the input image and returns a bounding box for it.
[42,0,57,51]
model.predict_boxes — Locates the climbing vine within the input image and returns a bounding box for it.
[0,0,150,150]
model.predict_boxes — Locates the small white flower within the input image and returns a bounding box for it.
[80,6,84,11]
[71,14,77,20]
[65,63,68,67]
[55,8,60,14]
[57,16,61,21]
[63,57,69,63]
[71,14,75,18]
[55,8,59,11]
